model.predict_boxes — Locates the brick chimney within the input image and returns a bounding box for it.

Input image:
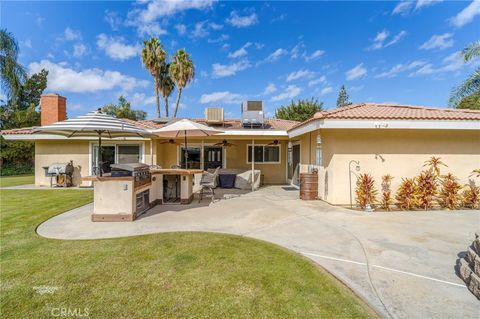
[40,93,67,126]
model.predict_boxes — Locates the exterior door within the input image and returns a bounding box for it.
[204,146,223,170]
[288,144,301,186]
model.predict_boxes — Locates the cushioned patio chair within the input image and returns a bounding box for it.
[198,167,220,202]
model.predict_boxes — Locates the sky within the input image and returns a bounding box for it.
[2,0,480,119]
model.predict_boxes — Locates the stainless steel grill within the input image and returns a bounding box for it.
[110,163,151,189]
[43,161,74,187]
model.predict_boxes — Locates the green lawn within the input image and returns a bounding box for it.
[0,175,35,188]
[0,189,376,319]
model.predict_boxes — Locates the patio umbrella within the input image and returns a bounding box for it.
[152,119,224,169]
[33,109,150,176]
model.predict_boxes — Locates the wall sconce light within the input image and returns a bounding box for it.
[316,134,322,145]
[287,141,293,150]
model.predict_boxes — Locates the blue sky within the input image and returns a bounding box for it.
[2,0,480,119]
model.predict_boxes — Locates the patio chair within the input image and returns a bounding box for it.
[198,167,220,202]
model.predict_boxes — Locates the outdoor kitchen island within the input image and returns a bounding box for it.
[83,166,203,222]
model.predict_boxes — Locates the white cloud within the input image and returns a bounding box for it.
[409,51,466,76]
[304,50,325,62]
[346,63,367,80]
[320,87,333,96]
[263,83,277,95]
[208,34,229,43]
[73,43,87,58]
[191,21,209,38]
[175,24,187,35]
[375,60,426,78]
[127,0,214,36]
[368,30,407,50]
[96,34,141,61]
[271,85,302,102]
[64,27,81,41]
[392,1,414,15]
[259,48,288,64]
[28,60,148,93]
[131,93,156,106]
[415,0,443,10]
[286,69,314,82]
[419,33,454,50]
[228,42,252,58]
[211,60,251,78]
[450,0,480,28]
[226,11,258,28]
[104,10,122,31]
[200,91,242,104]
[308,76,326,87]
[290,42,305,59]
[21,39,32,49]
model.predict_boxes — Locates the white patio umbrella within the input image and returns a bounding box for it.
[33,109,150,176]
[152,119,224,169]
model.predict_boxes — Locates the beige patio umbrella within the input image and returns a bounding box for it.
[152,119,224,169]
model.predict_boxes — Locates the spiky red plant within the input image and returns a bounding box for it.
[470,169,480,178]
[423,156,447,177]
[415,170,437,210]
[380,175,394,211]
[439,173,462,210]
[355,173,378,210]
[395,178,417,210]
[462,184,480,209]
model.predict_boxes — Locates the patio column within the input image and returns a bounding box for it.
[251,139,255,192]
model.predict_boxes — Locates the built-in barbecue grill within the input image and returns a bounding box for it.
[43,161,74,187]
[110,163,151,189]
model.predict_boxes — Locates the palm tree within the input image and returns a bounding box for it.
[169,49,195,118]
[141,37,166,118]
[159,63,175,117]
[449,41,480,107]
[0,29,26,98]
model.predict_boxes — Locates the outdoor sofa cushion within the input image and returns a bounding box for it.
[235,170,261,190]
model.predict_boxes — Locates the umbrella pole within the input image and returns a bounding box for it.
[251,139,255,192]
[184,130,188,169]
[98,132,103,177]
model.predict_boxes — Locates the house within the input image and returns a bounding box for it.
[2,94,479,206]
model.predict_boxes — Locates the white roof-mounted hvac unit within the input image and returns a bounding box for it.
[241,101,264,128]
[205,107,224,124]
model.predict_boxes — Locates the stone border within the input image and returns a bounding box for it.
[457,231,480,300]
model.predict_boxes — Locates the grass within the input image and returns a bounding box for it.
[0,175,35,188]
[0,189,376,319]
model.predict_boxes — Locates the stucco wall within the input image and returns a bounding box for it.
[35,140,90,186]
[299,129,480,205]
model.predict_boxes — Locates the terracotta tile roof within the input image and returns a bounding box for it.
[1,118,299,135]
[289,103,480,131]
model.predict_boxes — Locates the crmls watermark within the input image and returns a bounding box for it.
[50,307,90,317]
[32,286,59,294]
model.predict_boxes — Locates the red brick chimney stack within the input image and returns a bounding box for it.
[40,93,67,126]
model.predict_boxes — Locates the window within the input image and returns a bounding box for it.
[118,145,140,164]
[91,143,142,174]
[180,146,201,169]
[247,145,281,163]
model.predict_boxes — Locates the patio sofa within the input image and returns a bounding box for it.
[205,168,261,190]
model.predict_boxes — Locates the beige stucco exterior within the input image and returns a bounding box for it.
[296,129,480,205]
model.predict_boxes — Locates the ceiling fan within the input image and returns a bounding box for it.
[267,140,280,146]
[213,139,235,147]
[159,139,180,145]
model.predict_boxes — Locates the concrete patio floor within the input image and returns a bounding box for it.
[37,186,479,319]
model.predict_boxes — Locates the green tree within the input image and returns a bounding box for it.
[0,29,26,98]
[336,85,352,108]
[449,41,480,108]
[456,92,480,110]
[141,37,166,118]
[101,96,147,121]
[275,98,323,122]
[159,63,175,117]
[169,49,195,118]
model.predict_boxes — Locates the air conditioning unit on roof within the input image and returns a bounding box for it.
[241,101,264,127]
[205,107,224,124]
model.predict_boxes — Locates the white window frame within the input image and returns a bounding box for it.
[246,144,281,164]
[89,141,145,175]
[176,143,226,169]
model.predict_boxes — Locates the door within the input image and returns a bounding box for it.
[288,144,300,186]
[204,146,223,170]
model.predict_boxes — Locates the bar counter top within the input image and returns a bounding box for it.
[83,168,204,182]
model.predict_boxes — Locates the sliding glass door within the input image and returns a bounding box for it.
[92,144,142,174]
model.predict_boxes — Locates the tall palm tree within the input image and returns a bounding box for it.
[159,63,175,117]
[169,49,195,118]
[449,41,480,107]
[141,37,166,118]
[0,29,26,98]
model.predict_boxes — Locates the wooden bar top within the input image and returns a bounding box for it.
[82,175,133,181]
[150,169,203,175]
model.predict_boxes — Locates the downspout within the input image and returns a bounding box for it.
[251,139,255,192]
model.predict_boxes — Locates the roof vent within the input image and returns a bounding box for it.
[205,108,224,124]
[241,101,264,128]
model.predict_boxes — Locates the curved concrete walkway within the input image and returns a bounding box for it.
[37,186,479,319]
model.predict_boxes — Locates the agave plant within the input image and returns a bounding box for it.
[462,184,480,209]
[380,175,394,211]
[439,173,462,210]
[423,156,447,177]
[355,173,378,210]
[415,170,437,210]
[395,178,417,210]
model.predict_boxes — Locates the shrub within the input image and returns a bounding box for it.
[423,156,447,177]
[439,173,462,210]
[470,169,480,178]
[462,184,480,209]
[415,170,437,210]
[380,175,394,211]
[355,173,377,210]
[0,163,34,176]
[396,178,417,210]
